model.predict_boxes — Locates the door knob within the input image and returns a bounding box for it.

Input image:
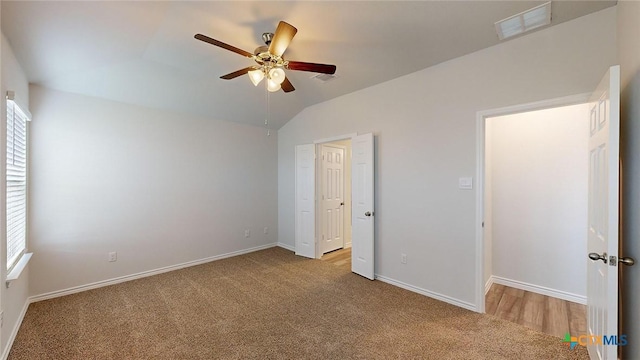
[588,252,608,264]
[619,257,636,266]
[365,211,372,217]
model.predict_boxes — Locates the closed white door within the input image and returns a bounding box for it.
[295,144,315,259]
[587,65,620,360]
[321,145,345,254]
[351,133,375,280]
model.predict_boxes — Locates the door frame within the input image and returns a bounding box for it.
[474,93,590,313]
[313,134,357,259]
[318,142,347,256]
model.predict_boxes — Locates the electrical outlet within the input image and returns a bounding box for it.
[108,252,117,262]
[401,254,407,264]
[244,229,251,238]
[263,227,269,235]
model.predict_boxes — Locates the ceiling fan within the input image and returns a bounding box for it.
[195,21,336,93]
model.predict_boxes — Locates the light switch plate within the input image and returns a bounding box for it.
[459,177,473,190]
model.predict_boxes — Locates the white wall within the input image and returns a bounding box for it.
[487,104,589,300]
[277,8,617,308]
[617,1,640,357]
[28,86,278,297]
[1,32,31,358]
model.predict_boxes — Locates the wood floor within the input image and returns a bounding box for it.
[322,248,586,340]
[320,247,351,267]
[486,283,587,339]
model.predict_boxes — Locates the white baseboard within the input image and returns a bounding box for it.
[490,276,586,305]
[485,276,494,295]
[375,275,477,312]
[277,242,295,252]
[1,299,30,360]
[344,241,352,249]
[30,243,277,303]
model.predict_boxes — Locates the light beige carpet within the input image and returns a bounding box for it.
[9,247,588,359]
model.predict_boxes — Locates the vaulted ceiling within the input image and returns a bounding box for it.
[1,1,616,129]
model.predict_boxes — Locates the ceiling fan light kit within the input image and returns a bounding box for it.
[194,21,337,93]
[267,78,281,92]
[248,69,264,86]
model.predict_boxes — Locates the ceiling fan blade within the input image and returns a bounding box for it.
[281,77,295,93]
[220,66,256,80]
[287,61,336,74]
[195,34,254,58]
[268,21,297,57]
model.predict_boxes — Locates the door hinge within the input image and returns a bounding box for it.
[482,222,484,228]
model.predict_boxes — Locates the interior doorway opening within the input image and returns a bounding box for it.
[295,132,375,279]
[477,96,591,340]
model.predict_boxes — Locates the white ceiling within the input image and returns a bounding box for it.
[1,1,616,129]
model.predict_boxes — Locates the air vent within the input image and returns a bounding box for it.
[495,2,551,40]
[311,73,338,83]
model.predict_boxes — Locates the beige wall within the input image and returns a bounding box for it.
[617,1,640,358]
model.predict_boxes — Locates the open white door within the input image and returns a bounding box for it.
[586,65,619,360]
[295,144,316,258]
[351,133,375,280]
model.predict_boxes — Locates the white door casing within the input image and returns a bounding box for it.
[321,144,345,254]
[587,65,620,360]
[295,144,316,259]
[351,133,375,280]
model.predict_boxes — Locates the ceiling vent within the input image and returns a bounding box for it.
[495,2,551,40]
[311,73,338,83]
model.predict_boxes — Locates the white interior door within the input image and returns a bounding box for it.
[321,144,345,254]
[587,65,620,360]
[351,133,375,280]
[295,144,315,259]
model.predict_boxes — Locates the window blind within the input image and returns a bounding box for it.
[7,98,28,270]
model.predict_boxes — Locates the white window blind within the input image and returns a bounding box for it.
[6,97,28,270]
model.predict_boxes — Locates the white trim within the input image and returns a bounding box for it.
[344,241,352,249]
[313,133,357,144]
[1,298,30,360]
[376,275,477,312]
[485,276,494,295]
[30,243,277,303]
[491,276,586,305]
[6,253,33,287]
[475,92,591,314]
[277,242,295,252]
[475,114,486,313]
[476,93,590,120]
[5,91,32,121]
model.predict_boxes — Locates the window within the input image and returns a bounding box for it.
[6,93,29,271]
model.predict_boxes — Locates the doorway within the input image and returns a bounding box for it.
[295,133,375,279]
[476,95,591,339]
[318,141,352,256]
